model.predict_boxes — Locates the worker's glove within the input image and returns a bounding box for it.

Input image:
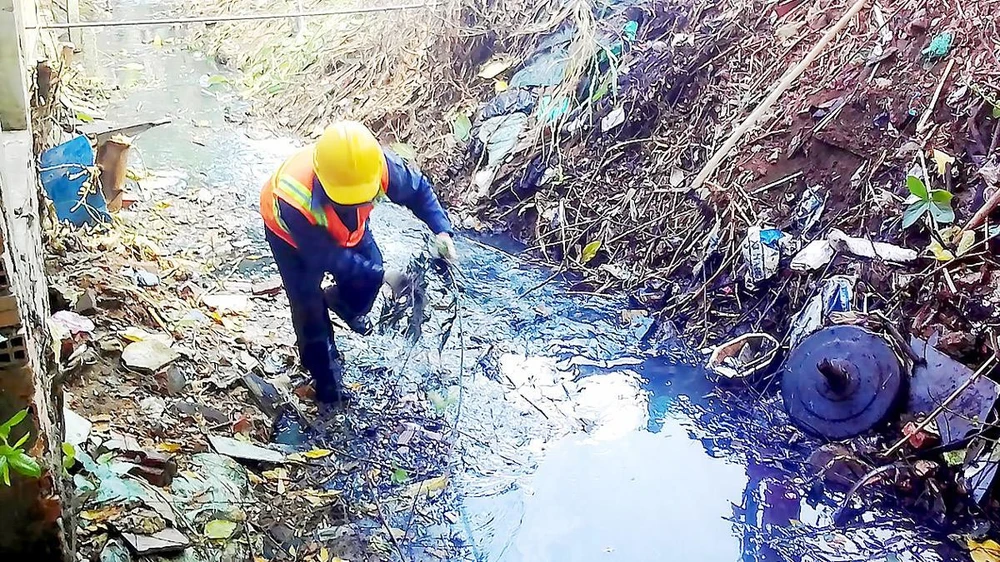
[434,232,458,264]
[383,269,414,298]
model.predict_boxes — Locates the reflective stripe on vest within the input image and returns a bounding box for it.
[260,148,388,249]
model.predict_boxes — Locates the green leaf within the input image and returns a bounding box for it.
[9,451,40,479]
[13,432,29,450]
[0,458,9,486]
[906,175,929,200]
[581,240,602,264]
[992,104,1000,119]
[930,189,953,204]
[391,467,409,484]
[943,449,966,466]
[62,443,76,472]
[902,201,929,229]
[204,519,238,540]
[0,410,29,441]
[930,201,955,224]
[452,114,472,143]
[390,143,417,162]
[205,75,229,86]
[75,111,94,123]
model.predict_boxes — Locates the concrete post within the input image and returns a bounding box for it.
[0,0,71,557]
[0,0,30,131]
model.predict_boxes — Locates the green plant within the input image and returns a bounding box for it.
[0,410,41,485]
[903,175,954,229]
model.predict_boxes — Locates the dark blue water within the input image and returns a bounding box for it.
[85,2,963,560]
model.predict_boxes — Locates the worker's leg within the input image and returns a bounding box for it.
[329,229,384,321]
[265,229,346,403]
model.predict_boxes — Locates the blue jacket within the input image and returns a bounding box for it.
[276,150,452,285]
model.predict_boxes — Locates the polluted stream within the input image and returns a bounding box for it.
[79,1,964,560]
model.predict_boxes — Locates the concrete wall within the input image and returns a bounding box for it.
[0,0,69,557]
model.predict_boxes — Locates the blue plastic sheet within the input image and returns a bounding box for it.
[39,135,110,226]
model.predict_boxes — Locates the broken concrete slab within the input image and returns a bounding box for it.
[122,339,180,373]
[907,335,1000,445]
[208,434,285,464]
[121,527,189,555]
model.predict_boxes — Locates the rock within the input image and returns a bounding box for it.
[74,288,97,315]
[122,339,179,373]
[208,434,285,464]
[251,277,283,297]
[64,407,92,447]
[173,401,229,425]
[156,366,187,396]
[140,396,166,420]
[121,527,189,555]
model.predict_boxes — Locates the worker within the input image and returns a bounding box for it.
[260,121,456,405]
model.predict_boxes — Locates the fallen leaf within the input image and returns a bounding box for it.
[204,519,238,540]
[302,448,333,459]
[156,442,182,453]
[933,149,955,176]
[404,475,448,497]
[943,449,965,466]
[262,468,288,480]
[957,230,977,256]
[319,547,330,562]
[81,505,122,523]
[452,114,472,143]
[391,467,409,484]
[232,416,253,435]
[581,240,602,264]
[494,79,508,93]
[927,239,954,261]
[970,539,1000,562]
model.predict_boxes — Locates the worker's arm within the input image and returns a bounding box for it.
[383,150,453,235]
[276,200,384,286]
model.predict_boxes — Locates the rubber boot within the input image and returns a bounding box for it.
[324,285,373,335]
[301,338,352,406]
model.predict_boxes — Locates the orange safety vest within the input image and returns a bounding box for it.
[260,148,389,249]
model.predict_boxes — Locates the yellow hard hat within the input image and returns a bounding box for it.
[313,121,384,205]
